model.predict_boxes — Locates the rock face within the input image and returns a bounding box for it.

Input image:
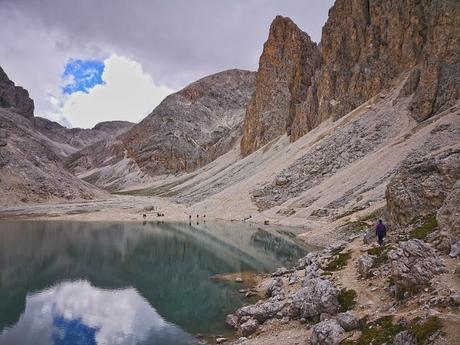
[240,16,321,155]
[34,117,134,152]
[240,1,460,155]
[0,108,106,206]
[386,149,460,226]
[388,240,446,298]
[310,319,345,345]
[0,67,34,118]
[68,69,255,185]
[437,181,460,238]
[316,0,459,123]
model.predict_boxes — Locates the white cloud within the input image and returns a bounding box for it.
[50,55,174,128]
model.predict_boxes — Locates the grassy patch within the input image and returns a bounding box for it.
[337,288,357,312]
[335,206,366,220]
[340,316,402,345]
[325,252,351,271]
[409,214,438,240]
[346,220,369,233]
[408,317,442,344]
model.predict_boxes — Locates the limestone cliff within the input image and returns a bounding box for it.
[240,16,321,155]
[241,0,459,154]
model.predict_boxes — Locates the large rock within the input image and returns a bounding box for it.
[336,311,359,331]
[266,277,284,298]
[357,254,376,278]
[388,240,446,298]
[0,66,34,118]
[240,318,259,337]
[235,298,286,323]
[240,16,321,155]
[310,319,345,345]
[386,149,460,226]
[437,181,460,238]
[290,277,339,319]
[393,330,417,345]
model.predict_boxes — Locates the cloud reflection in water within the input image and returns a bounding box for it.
[0,280,197,345]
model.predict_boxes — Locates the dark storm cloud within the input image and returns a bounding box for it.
[1,0,333,89]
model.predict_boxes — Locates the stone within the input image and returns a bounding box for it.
[290,277,339,319]
[363,228,375,245]
[266,277,284,298]
[240,318,259,337]
[236,298,286,323]
[437,181,460,238]
[428,231,453,254]
[336,311,359,331]
[225,314,239,330]
[288,272,298,285]
[240,16,321,155]
[386,149,460,226]
[388,240,447,298]
[310,319,345,345]
[449,292,460,306]
[393,330,417,345]
[358,254,376,278]
[216,337,228,344]
[449,241,460,258]
[271,267,290,277]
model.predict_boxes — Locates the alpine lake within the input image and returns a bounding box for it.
[0,220,313,345]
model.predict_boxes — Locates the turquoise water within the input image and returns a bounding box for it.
[0,220,310,345]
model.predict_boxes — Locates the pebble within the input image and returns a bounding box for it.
[235,277,243,282]
[216,337,228,344]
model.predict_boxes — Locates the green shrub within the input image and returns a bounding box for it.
[337,288,357,312]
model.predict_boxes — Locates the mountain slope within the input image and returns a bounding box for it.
[66,69,256,190]
[0,67,108,206]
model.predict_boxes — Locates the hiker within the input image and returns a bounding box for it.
[375,219,387,247]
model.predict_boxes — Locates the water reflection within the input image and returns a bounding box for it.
[1,280,196,345]
[0,221,311,344]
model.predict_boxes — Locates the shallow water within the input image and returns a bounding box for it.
[0,220,311,345]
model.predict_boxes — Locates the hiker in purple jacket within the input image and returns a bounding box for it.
[375,219,387,246]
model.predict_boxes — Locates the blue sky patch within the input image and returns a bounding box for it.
[62,59,105,94]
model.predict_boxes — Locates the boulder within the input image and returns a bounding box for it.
[236,298,286,323]
[358,254,376,278]
[449,241,460,258]
[288,272,298,285]
[310,319,345,345]
[266,277,284,298]
[386,149,460,226]
[240,318,259,337]
[388,240,447,298]
[336,311,359,331]
[290,277,339,319]
[226,314,239,330]
[428,231,453,254]
[393,330,417,345]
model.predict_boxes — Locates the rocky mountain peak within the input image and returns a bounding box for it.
[0,66,34,119]
[240,16,321,156]
[241,0,459,155]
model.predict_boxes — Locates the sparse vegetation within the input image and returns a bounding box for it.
[409,214,438,240]
[325,252,351,271]
[340,316,402,345]
[340,316,442,345]
[337,288,357,312]
[408,316,442,344]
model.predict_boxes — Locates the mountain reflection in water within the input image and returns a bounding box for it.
[0,221,312,345]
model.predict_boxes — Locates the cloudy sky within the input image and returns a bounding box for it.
[0,0,334,128]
